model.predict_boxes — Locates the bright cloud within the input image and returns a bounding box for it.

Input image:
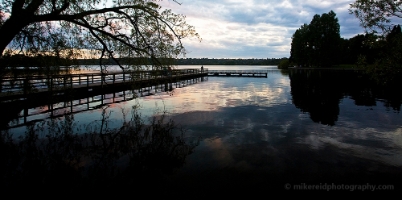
[159,0,367,58]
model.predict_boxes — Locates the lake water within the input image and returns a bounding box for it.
[2,65,402,195]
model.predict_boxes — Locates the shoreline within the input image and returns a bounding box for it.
[287,67,364,70]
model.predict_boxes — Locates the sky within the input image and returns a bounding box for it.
[157,0,366,59]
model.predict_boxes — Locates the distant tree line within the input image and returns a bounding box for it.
[1,54,78,75]
[3,56,285,67]
[79,57,284,66]
[2,54,76,67]
[173,58,284,65]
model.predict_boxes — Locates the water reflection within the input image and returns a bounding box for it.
[158,70,402,194]
[168,106,402,194]
[0,107,200,194]
[289,69,402,126]
[2,67,402,195]
[1,77,205,131]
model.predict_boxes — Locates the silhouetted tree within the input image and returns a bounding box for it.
[277,58,291,69]
[349,0,402,33]
[290,11,341,67]
[366,24,402,85]
[340,33,380,66]
[0,0,200,76]
[290,24,309,67]
[309,11,341,67]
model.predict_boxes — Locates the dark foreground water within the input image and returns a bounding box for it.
[2,65,402,195]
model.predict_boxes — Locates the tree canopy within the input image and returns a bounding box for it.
[349,1,402,85]
[0,0,200,73]
[349,0,402,33]
[290,10,341,68]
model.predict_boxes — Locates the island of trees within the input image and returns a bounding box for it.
[278,2,402,85]
[279,10,402,71]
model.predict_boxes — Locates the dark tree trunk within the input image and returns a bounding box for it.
[0,15,32,57]
[0,0,44,57]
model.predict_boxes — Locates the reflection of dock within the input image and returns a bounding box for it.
[0,69,207,101]
[207,70,268,77]
[1,76,207,129]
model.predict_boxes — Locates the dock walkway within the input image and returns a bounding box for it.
[0,69,207,101]
[207,70,269,77]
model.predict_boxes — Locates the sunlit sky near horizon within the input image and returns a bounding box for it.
[158,0,366,59]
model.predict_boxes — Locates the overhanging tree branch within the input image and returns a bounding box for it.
[349,0,402,33]
[0,0,200,73]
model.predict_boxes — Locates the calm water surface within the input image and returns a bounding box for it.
[4,65,402,194]
[168,66,402,194]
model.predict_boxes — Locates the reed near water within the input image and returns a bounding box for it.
[0,105,200,194]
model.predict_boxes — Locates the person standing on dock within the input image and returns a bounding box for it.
[201,65,204,73]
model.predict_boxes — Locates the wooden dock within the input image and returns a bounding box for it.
[0,69,207,101]
[207,70,268,77]
[1,76,206,129]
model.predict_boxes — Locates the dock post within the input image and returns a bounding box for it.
[101,73,103,88]
[64,76,67,90]
[24,107,28,124]
[50,76,53,94]
[23,78,27,97]
[49,103,53,117]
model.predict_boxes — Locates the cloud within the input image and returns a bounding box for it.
[159,0,366,58]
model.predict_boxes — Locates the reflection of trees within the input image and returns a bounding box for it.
[279,69,290,76]
[289,69,402,125]
[0,107,199,193]
[290,70,343,125]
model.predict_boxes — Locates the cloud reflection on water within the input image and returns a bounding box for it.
[6,68,401,189]
[141,71,402,186]
[137,76,292,115]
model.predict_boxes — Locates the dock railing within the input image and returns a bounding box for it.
[0,68,208,95]
[3,76,207,129]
